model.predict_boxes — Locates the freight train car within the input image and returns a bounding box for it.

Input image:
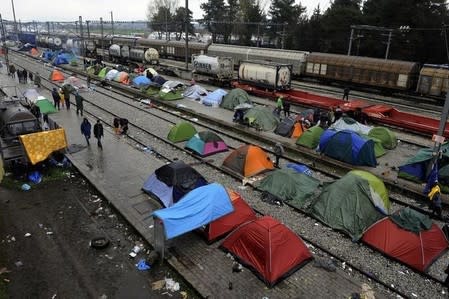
[192,55,234,82]
[238,60,292,90]
[416,64,449,97]
[208,43,309,77]
[305,53,420,91]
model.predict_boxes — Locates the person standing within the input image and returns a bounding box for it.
[283,100,291,118]
[119,118,129,135]
[113,117,120,134]
[80,118,92,146]
[275,96,283,117]
[62,85,71,110]
[9,64,15,78]
[274,142,285,169]
[51,88,61,110]
[342,86,350,101]
[22,69,28,83]
[58,88,65,110]
[17,69,22,83]
[93,119,104,149]
[75,91,84,116]
[28,71,33,82]
[86,75,91,89]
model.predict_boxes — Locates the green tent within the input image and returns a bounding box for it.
[141,85,160,96]
[309,170,390,241]
[86,65,96,75]
[36,98,57,114]
[363,134,386,157]
[391,207,432,234]
[159,89,184,101]
[220,88,251,110]
[98,67,112,79]
[258,168,320,209]
[296,126,324,149]
[167,122,197,143]
[243,106,280,131]
[368,127,397,150]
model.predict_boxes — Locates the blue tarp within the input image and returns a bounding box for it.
[143,173,174,207]
[42,50,55,61]
[53,55,69,66]
[132,76,151,87]
[286,163,312,176]
[152,183,234,239]
[202,89,227,107]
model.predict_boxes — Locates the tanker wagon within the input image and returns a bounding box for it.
[238,61,292,91]
[192,55,234,84]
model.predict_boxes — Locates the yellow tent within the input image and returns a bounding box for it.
[19,128,68,165]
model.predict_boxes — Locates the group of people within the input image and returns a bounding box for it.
[274,96,291,118]
[113,117,129,135]
[8,64,41,87]
[81,118,104,148]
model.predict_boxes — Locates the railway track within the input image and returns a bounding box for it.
[9,50,449,298]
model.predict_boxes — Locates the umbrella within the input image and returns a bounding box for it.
[36,98,57,114]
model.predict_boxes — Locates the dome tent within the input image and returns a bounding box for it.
[185,131,228,157]
[243,106,280,131]
[368,127,397,150]
[220,88,251,110]
[310,170,390,241]
[222,145,274,177]
[167,122,197,143]
[221,216,313,287]
[296,126,324,149]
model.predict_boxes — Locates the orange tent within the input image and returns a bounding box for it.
[222,145,274,177]
[30,48,39,56]
[49,69,65,82]
[291,122,304,139]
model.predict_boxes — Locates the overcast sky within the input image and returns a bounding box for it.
[2,0,331,22]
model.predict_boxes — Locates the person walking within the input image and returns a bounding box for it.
[34,72,41,88]
[80,118,92,146]
[274,142,284,169]
[275,96,283,117]
[58,88,65,110]
[51,88,61,110]
[75,91,84,116]
[342,86,350,101]
[93,119,104,149]
[86,75,91,89]
[28,71,33,82]
[22,69,28,84]
[17,69,22,83]
[9,64,15,78]
[119,118,129,135]
[62,85,71,110]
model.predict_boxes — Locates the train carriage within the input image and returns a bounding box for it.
[305,53,420,91]
[416,64,449,97]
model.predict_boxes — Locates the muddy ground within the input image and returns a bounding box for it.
[0,167,199,299]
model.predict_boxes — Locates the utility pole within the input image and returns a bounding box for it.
[165,9,168,40]
[47,21,50,36]
[79,16,86,69]
[11,0,17,36]
[0,14,10,69]
[185,0,189,70]
[75,21,78,34]
[281,23,286,49]
[384,31,392,59]
[110,11,114,36]
[347,27,354,55]
[100,17,104,59]
[86,20,90,38]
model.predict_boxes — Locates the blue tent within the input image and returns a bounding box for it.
[152,183,234,239]
[142,161,208,208]
[42,49,55,61]
[286,163,312,176]
[202,89,227,107]
[150,75,167,87]
[132,76,151,87]
[319,129,377,167]
[53,55,69,66]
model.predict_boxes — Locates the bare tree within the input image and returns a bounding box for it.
[147,0,179,39]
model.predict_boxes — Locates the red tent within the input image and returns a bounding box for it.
[202,189,256,243]
[221,216,313,287]
[362,218,448,272]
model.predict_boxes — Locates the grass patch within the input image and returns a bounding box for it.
[0,167,71,190]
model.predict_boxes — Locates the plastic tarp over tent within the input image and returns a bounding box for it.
[330,117,372,135]
[159,81,185,101]
[167,122,197,143]
[202,89,227,107]
[296,126,324,149]
[185,131,228,156]
[49,69,65,82]
[35,96,57,114]
[183,85,208,100]
[105,69,120,81]
[223,145,274,177]
[362,209,448,272]
[310,170,390,241]
[220,88,251,110]
[142,160,208,207]
[244,106,280,131]
[368,127,397,150]
[152,183,234,239]
[202,189,257,242]
[398,143,449,182]
[63,76,87,91]
[221,216,313,287]
[258,168,320,209]
[132,76,151,88]
[319,129,377,167]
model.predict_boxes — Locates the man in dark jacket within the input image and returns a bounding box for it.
[274,142,285,168]
[119,118,129,135]
[62,85,71,110]
[75,92,84,116]
[80,118,91,146]
[93,119,104,148]
[51,88,61,110]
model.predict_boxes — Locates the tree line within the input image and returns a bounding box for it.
[147,0,449,64]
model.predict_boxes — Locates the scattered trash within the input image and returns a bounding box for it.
[151,279,165,290]
[180,291,188,299]
[21,183,31,191]
[232,262,243,273]
[132,245,142,254]
[165,278,180,292]
[51,294,57,299]
[10,236,16,242]
[24,233,31,238]
[104,254,113,260]
[398,271,406,275]
[129,252,137,258]
[411,293,417,297]
[0,267,10,275]
[228,281,233,290]
[3,278,10,283]
[149,225,154,229]
[90,237,110,249]
[28,171,42,184]
[46,232,54,235]
[136,259,151,271]
[15,261,23,268]
[360,283,375,299]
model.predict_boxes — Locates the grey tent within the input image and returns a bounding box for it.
[220,88,252,110]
